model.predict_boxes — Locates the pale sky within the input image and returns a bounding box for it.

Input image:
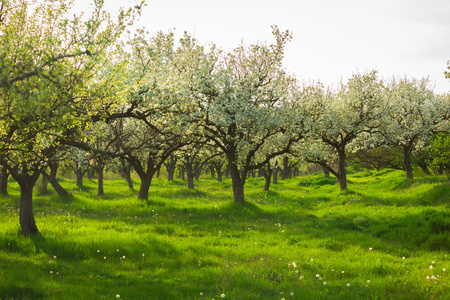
[79,0,450,93]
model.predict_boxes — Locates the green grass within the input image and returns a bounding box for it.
[0,169,449,299]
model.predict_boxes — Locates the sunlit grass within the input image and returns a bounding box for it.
[0,169,449,299]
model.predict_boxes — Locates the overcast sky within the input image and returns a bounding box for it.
[82,0,450,93]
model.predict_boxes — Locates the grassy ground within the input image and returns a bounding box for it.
[0,169,449,299]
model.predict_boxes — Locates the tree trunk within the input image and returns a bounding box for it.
[119,162,133,189]
[42,172,68,197]
[97,165,104,196]
[18,175,40,235]
[43,163,69,197]
[124,169,133,190]
[179,165,185,181]
[403,144,414,180]
[262,169,271,192]
[417,161,430,175]
[272,168,278,185]
[86,166,92,180]
[225,165,230,178]
[0,166,8,195]
[164,157,177,181]
[138,175,152,200]
[194,163,201,180]
[75,167,85,187]
[337,150,347,191]
[280,156,290,180]
[323,166,330,177]
[166,165,176,181]
[215,164,223,183]
[229,164,245,204]
[185,162,195,189]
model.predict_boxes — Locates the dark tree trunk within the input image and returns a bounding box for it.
[261,168,271,192]
[225,165,230,178]
[164,156,177,181]
[124,169,133,190]
[403,143,414,180]
[97,164,104,196]
[194,163,201,180]
[229,163,245,204]
[210,165,215,178]
[280,156,290,180]
[15,172,40,235]
[86,166,92,180]
[185,162,195,189]
[43,163,69,197]
[337,150,347,191]
[179,165,185,180]
[119,162,133,189]
[323,166,330,177]
[0,166,8,195]
[138,175,152,200]
[272,168,278,185]
[215,164,223,183]
[417,161,430,175]
[74,167,86,187]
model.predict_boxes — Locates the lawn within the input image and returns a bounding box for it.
[0,169,449,299]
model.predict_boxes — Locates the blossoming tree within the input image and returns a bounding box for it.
[0,0,142,234]
[295,71,387,191]
[184,26,304,204]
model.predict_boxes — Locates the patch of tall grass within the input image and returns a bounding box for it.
[0,169,449,299]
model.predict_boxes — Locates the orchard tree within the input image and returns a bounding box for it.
[182,26,304,204]
[0,0,142,235]
[105,31,197,200]
[380,78,444,179]
[295,71,387,191]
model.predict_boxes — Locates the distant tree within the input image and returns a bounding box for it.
[295,71,386,191]
[183,26,304,203]
[380,78,444,179]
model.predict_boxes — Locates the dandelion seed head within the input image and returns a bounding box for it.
[443,268,446,272]
[369,247,373,251]
[221,294,225,298]
[429,265,433,269]
[290,292,294,296]
[402,256,405,260]
[346,283,351,287]
[323,282,327,285]
[116,295,120,299]
[316,274,320,278]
